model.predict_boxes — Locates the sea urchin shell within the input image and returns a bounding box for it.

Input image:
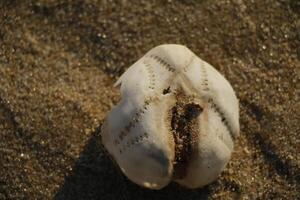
[101,44,239,189]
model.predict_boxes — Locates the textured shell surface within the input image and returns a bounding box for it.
[101,44,239,189]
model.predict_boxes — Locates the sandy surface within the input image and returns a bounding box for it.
[0,0,299,199]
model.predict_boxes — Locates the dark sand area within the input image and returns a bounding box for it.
[0,0,299,199]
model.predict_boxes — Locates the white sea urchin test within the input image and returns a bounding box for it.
[101,44,239,189]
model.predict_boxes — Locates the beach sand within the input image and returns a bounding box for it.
[0,0,299,199]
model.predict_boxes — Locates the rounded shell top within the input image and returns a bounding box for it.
[101,44,239,189]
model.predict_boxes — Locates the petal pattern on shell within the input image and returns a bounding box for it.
[101,44,239,189]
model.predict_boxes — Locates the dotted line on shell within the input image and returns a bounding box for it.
[208,98,235,141]
[114,96,158,146]
[200,62,210,91]
[143,60,156,90]
[147,54,176,73]
[119,132,149,154]
[200,62,235,141]
[182,55,195,73]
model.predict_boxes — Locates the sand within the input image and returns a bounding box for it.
[0,0,299,199]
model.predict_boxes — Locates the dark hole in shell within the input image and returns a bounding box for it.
[171,101,203,179]
[163,87,171,95]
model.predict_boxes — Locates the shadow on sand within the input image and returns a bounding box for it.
[53,127,211,200]
[240,99,300,185]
